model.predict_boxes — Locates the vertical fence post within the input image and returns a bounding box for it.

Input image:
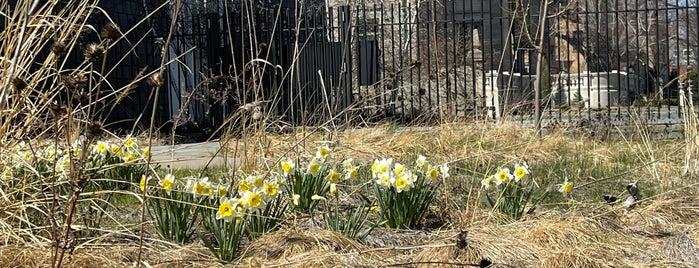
[339,6,352,121]
[533,2,548,137]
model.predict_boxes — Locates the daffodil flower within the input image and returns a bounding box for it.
[326,169,340,183]
[415,155,429,173]
[217,183,229,197]
[242,190,264,211]
[216,197,238,222]
[263,181,278,197]
[480,176,497,189]
[311,194,326,201]
[440,163,450,179]
[307,158,322,176]
[140,174,151,191]
[279,158,295,176]
[292,194,300,206]
[159,173,175,193]
[558,177,573,194]
[330,183,338,196]
[514,163,529,182]
[495,167,513,184]
[316,145,332,160]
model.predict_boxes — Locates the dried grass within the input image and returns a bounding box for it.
[3,195,697,267]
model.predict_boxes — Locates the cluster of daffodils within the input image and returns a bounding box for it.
[480,163,529,189]
[372,155,448,193]
[140,174,231,198]
[278,145,360,213]
[216,174,285,222]
[3,136,149,183]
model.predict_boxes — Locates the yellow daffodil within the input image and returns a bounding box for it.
[123,153,136,163]
[239,180,252,193]
[279,158,295,176]
[326,169,340,183]
[427,166,439,180]
[369,206,380,213]
[93,141,108,155]
[395,177,409,192]
[191,177,211,196]
[311,194,326,201]
[316,145,332,160]
[292,194,300,206]
[375,172,392,188]
[159,173,175,193]
[247,175,264,188]
[55,156,71,173]
[330,183,338,196]
[21,151,33,162]
[142,148,150,158]
[480,176,497,189]
[263,181,278,197]
[203,182,214,196]
[110,144,121,155]
[140,174,151,191]
[3,169,13,180]
[394,171,415,193]
[372,158,393,178]
[416,155,429,172]
[514,163,529,182]
[123,137,137,149]
[243,190,264,210]
[394,163,406,176]
[71,146,81,157]
[496,167,513,183]
[345,167,358,180]
[307,158,322,175]
[43,148,59,160]
[216,197,237,222]
[217,184,229,197]
[559,177,573,193]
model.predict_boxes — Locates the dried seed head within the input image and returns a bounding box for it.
[87,122,104,138]
[51,39,67,56]
[49,101,67,116]
[384,83,393,90]
[455,230,468,249]
[11,77,27,91]
[62,74,87,90]
[428,74,436,80]
[74,91,90,106]
[258,42,268,50]
[388,72,396,78]
[101,22,121,40]
[418,87,426,96]
[84,43,105,62]
[147,73,164,87]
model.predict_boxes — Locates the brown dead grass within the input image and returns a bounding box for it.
[2,196,697,267]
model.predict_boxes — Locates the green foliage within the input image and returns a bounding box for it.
[371,156,446,229]
[321,190,379,241]
[481,164,548,220]
[200,202,245,263]
[245,193,288,240]
[148,186,201,244]
[280,148,336,215]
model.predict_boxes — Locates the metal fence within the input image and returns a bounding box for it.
[102,0,699,129]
